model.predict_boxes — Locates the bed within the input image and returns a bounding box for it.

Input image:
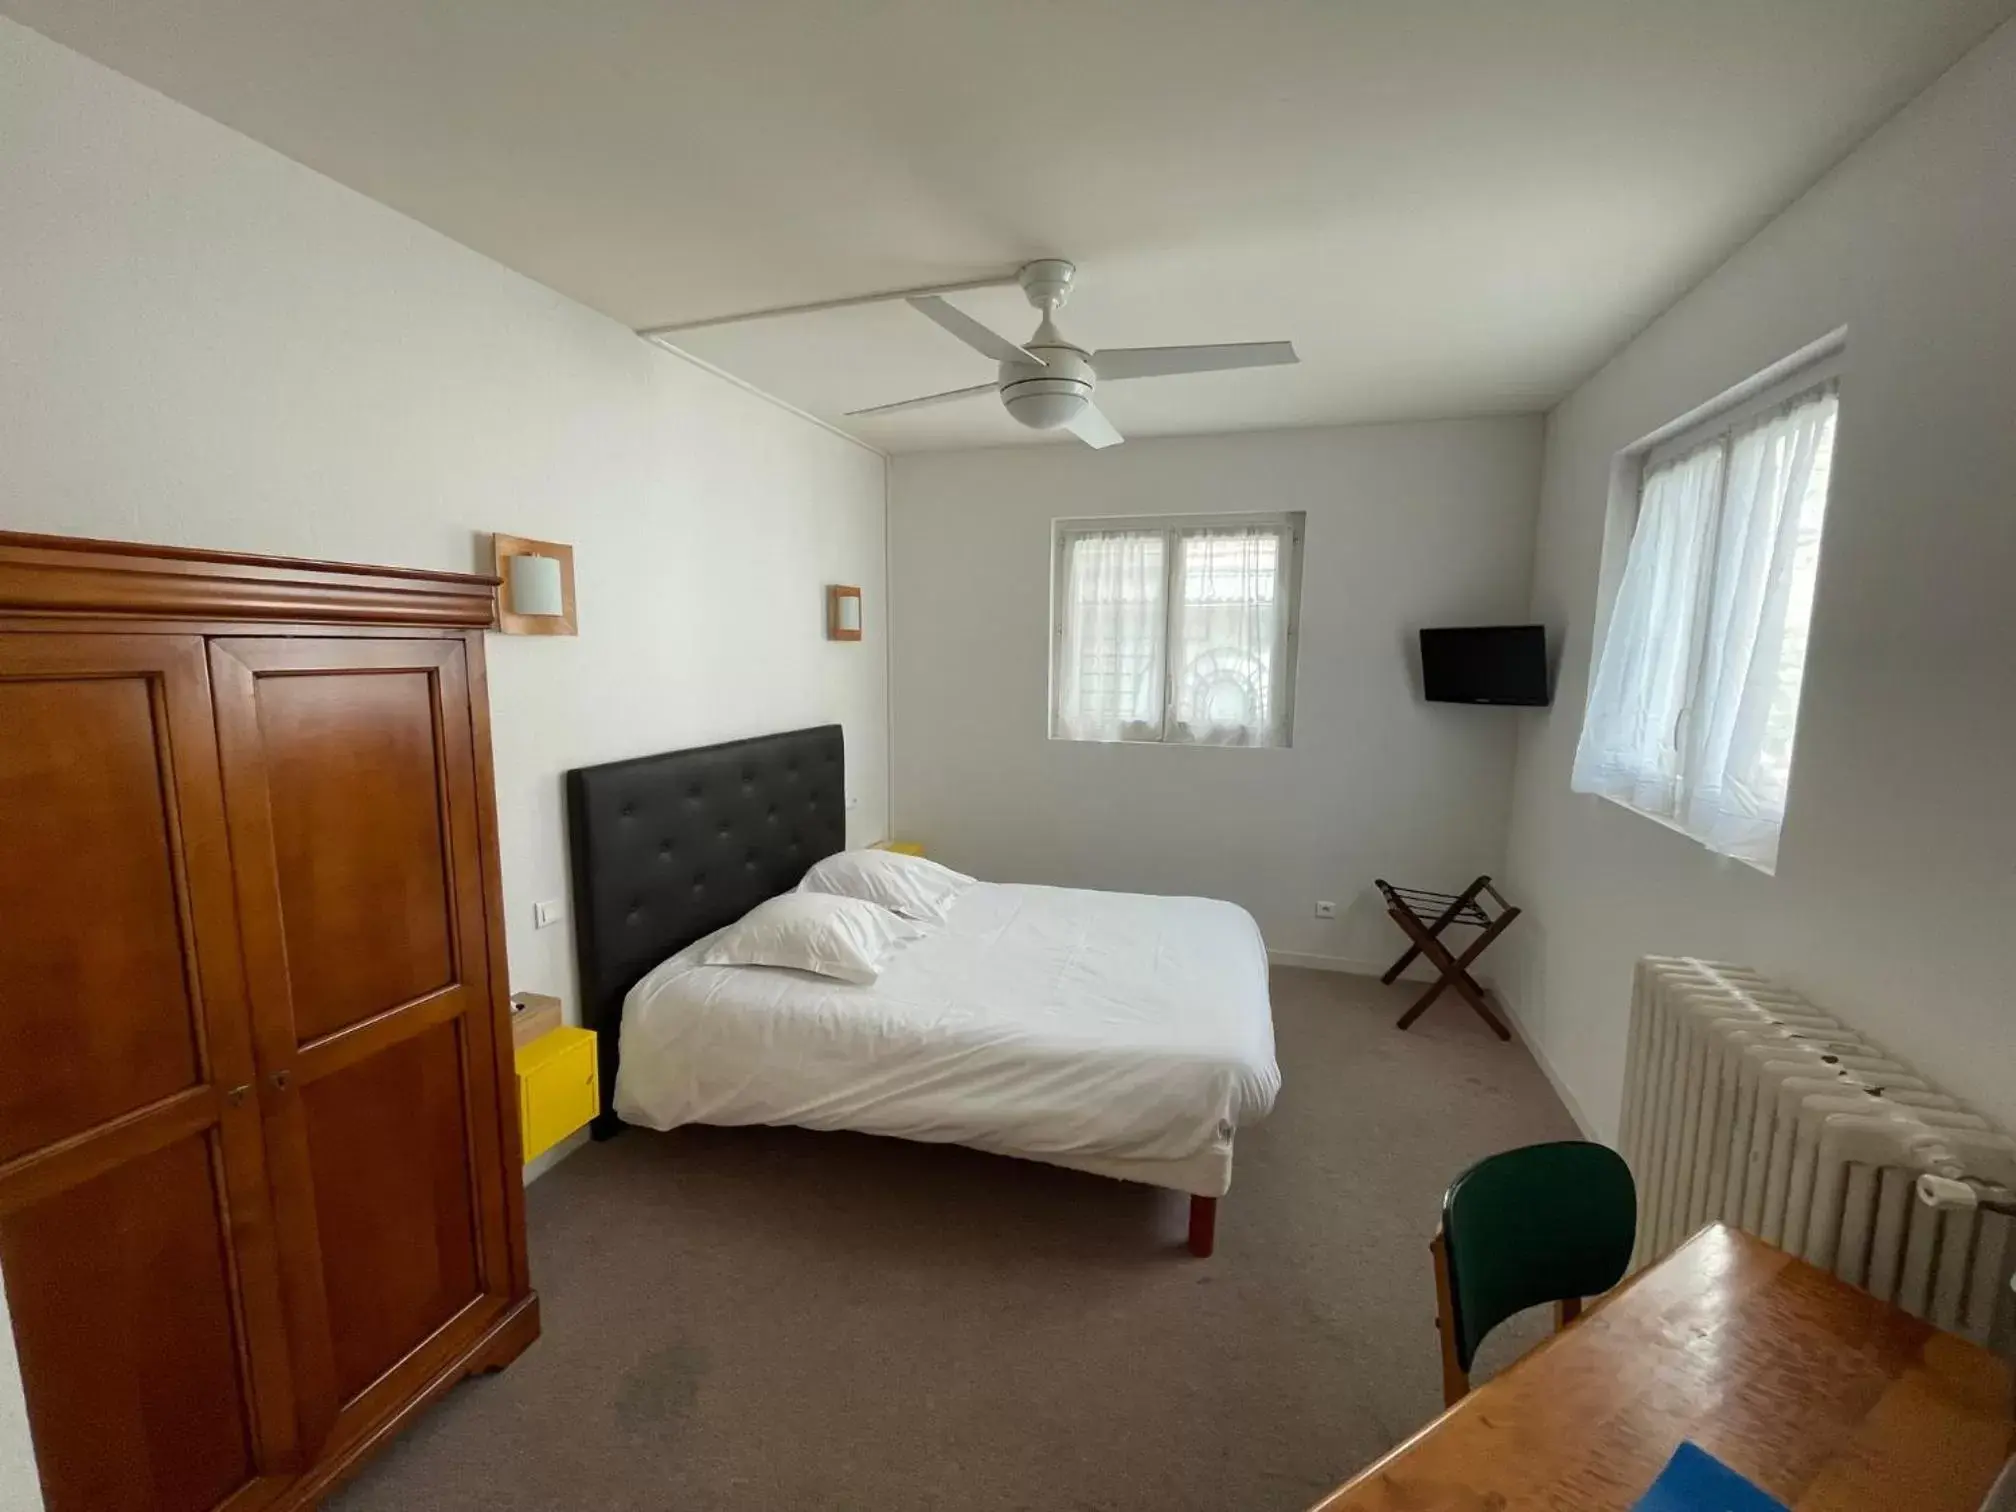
[566,725,1280,1255]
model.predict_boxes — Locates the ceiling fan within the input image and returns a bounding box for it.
[844,259,1298,448]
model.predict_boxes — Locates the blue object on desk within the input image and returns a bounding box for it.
[1633,1443,1789,1512]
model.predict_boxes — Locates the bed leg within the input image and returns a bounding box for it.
[1187,1196,1218,1258]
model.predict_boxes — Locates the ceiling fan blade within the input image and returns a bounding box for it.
[907,295,1043,366]
[1093,341,1298,381]
[1065,402,1124,449]
[844,383,997,418]
[842,381,991,417]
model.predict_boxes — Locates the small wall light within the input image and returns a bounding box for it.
[493,533,578,636]
[510,554,564,616]
[828,584,863,641]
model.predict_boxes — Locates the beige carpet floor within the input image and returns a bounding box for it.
[331,968,1578,1511]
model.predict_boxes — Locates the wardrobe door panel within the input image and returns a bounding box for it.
[257,668,457,1042]
[208,637,513,1455]
[300,1016,481,1403]
[0,672,200,1159]
[2,1133,254,1512]
[0,635,297,1512]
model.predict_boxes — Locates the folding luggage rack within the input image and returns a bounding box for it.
[1374,876,1521,1040]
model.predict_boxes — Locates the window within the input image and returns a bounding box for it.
[1572,351,1841,872]
[1051,513,1303,747]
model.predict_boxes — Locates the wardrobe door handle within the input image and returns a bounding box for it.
[271,1070,293,1092]
[225,1084,251,1108]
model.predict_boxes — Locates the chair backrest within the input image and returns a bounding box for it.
[1441,1140,1636,1372]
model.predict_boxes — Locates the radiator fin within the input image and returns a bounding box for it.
[1621,957,2014,1344]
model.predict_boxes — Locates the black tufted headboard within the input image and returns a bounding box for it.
[565,724,846,1136]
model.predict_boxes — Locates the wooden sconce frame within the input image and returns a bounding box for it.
[493,534,578,636]
[828,584,863,642]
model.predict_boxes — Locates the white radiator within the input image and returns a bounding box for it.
[1620,957,2016,1343]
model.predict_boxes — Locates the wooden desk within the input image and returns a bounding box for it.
[1314,1223,2013,1512]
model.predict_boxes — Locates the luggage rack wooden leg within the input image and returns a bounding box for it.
[1377,876,1520,1041]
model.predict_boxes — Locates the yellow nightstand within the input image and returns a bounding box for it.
[878,840,926,857]
[515,1025,599,1162]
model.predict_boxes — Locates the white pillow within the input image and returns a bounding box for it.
[797,848,975,924]
[696,891,921,984]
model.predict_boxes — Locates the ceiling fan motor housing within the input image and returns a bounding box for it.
[1000,342,1093,430]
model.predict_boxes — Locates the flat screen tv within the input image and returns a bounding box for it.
[1420,625,1550,707]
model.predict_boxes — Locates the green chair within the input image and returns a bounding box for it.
[1429,1139,1636,1405]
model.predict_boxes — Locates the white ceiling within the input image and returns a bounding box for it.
[12,1,2010,452]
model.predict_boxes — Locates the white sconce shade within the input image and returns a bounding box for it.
[837,593,862,634]
[492,533,576,635]
[509,553,565,617]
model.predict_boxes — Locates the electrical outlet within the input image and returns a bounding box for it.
[533,898,565,929]
[1314,900,1338,920]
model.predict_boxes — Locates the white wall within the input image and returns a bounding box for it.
[1501,20,2016,1140]
[890,419,1544,967]
[0,21,888,1506]
[0,1280,26,1512]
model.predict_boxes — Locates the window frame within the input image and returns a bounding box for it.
[1049,510,1306,748]
[1584,340,1845,865]
[1638,348,1845,475]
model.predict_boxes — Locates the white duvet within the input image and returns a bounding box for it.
[613,881,1280,1178]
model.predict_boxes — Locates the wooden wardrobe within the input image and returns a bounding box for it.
[0,532,538,1511]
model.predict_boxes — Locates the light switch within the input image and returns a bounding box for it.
[534,899,565,929]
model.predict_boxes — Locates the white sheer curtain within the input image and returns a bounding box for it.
[1170,526,1288,746]
[1571,443,1725,818]
[1680,392,1837,862]
[1054,530,1166,741]
[1572,385,1839,870]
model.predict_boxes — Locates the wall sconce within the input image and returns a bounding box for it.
[828,585,863,641]
[493,534,578,636]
